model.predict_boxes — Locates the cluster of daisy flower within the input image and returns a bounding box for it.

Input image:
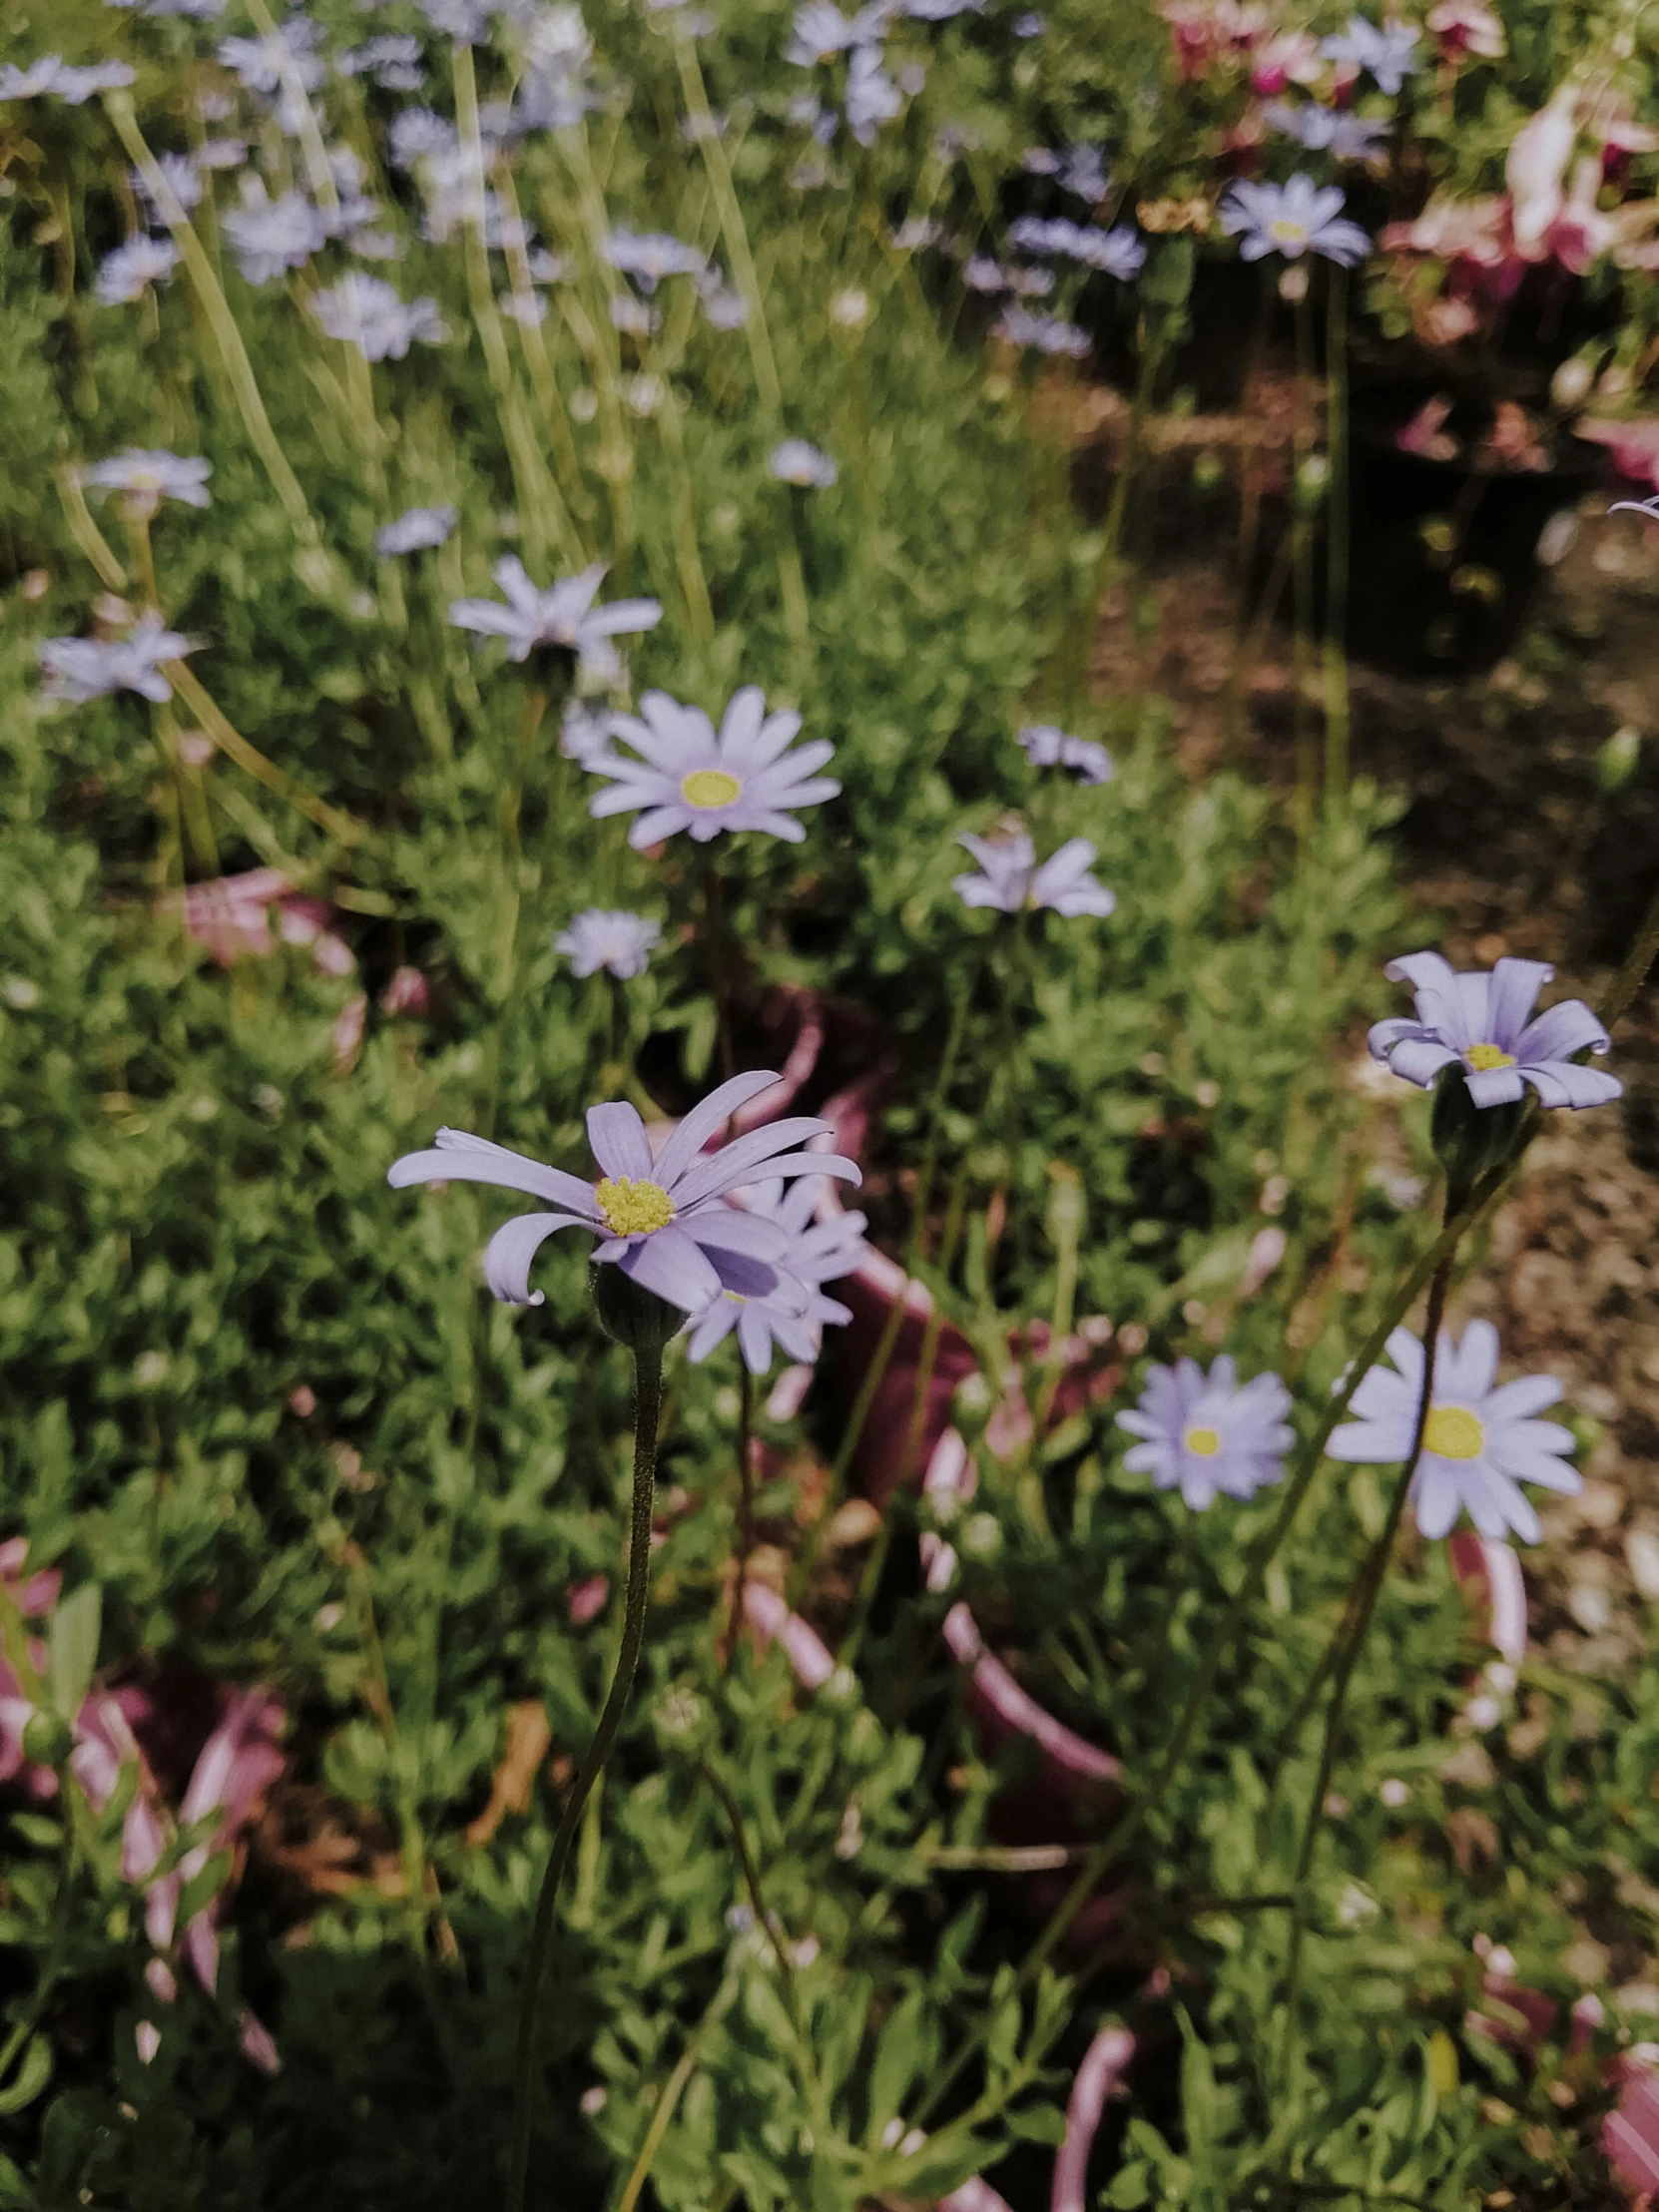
[1116,949,1618,1548]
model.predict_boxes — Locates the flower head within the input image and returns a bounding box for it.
[1368,951,1620,1110]
[83,450,212,516]
[1262,101,1388,160]
[953,831,1114,917]
[993,305,1091,355]
[771,438,838,487]
[586,687,839,847]
[311,275,447,360]
[218,19,324,96]
[1425,0,1504,61]
[1218,175,1371,265]
[1320,14,1420,93]
[222,186,329,285]
[845,46,902,144]
[387,1069,860,1314]
[39,615,193,705]
[132,153,205,220]
[1006,217,1145,278]
[601,227,705,290]
[375,504,458,557]
[1117,1356,1294,1509]
[0,55,135,103]
[1017,724,1114,786]
[1328,1322,1578,1541]
[448,558,662,679]
[97,237,180,307]
[685,1175,866,1373]
[554,908,662,980]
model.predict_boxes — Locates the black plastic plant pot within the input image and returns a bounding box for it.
[1343,382,1604,677]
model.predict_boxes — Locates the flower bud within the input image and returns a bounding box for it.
[22,1710,72,1767]
[591,1265,684,1352]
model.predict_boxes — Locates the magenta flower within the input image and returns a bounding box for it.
[388,1070,860,1314]
[1369,952,1620,1110]
[585,687,839,846]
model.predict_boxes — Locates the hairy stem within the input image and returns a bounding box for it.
[506,1342,663,2212]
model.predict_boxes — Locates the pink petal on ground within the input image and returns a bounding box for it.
[1052,2025,1137,2212]
[742,1581,834,1689]
[567,1575,609,1627]
[940,2185,1016,2212]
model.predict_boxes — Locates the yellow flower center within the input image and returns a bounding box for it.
[594,1176,674,1237]
[1184,1424,1222,1458]
[1269,218,1310,248]
[1423,1404,1484,1461]
[682,768,743,811]
[1465,1043,1516,1072]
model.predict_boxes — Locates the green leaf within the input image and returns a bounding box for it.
[46,1584,100,1723]
[865,1988,926,2145]
[1005,2101,1068,2146]
[0,2033,52,2115]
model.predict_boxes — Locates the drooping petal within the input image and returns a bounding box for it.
[1382,1037,1460,1089]
[1383,951,1462,1037]
[1484,958,1552,1051]
[737,1303,778,1374]
[627,805,698,846]
[481,1211,593,1303]
[388,1129,598,1214]
[669,1115,842,1208]
[653,1071,788,1189]
[1465,1064,1527,1108]
[1513,997,1610,1066]
[586,1100,654,1181]
[618,1223,723,1311]
[1520,1059,1622,1109]
[682,1207,790,1263]
[686,1296,740,1363]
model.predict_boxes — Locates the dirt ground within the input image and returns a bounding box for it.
[1081,393,1659,1968]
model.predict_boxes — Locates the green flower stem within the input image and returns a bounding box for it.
[614,1970,741,2212]
[1323,269,1351,807]
[913,1162,1510,2133]
[1605,867,1659,1031]
[1291,285,1318,846]
[727,1362,756,1662]
[164,660,361,846]
[1067,322,1166,720]
[506,1341,664,2212]
[1277,1248,1455,2099]
[103,96,319,554]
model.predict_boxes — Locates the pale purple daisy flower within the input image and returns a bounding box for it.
[1262,102,1388,160]
[770,439,838,488]
[1014,13,1046,35]
[39,615,193,706]
[448,559,662,680]
[338,34,425,90]
[1218,176,1371,266]
[499,289,548,328]
[0,55,135,102]
[586,687,839,848]
[845,47,902,144]
[1327,1322,1579,1542]
[559,699,615,768]
[311,275,447,361]
[131,153,204,219]
[1017,725,1114,786]
[554,909,661,980]
[952,832,1114,917]
[375,504,457,558]
[82,450,212,515]
[685,1175,865,1372]
[601,228,705,291]
[96,237,180,307]
[1321,15,1420,94]
[993,305,1090,356]
[701,282,751,329]
[388,109,457,169]
[964,256,1006,291]
[222,186,328,285]
[195,138,249,172]
[387,1069,860,1314]
[1368,952,1620,1110]
[788,1,863,63]
[217,19,325,98]
[1117,1357,1294,1510]
[1007,217,1145,279]
[610,293,659,337]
